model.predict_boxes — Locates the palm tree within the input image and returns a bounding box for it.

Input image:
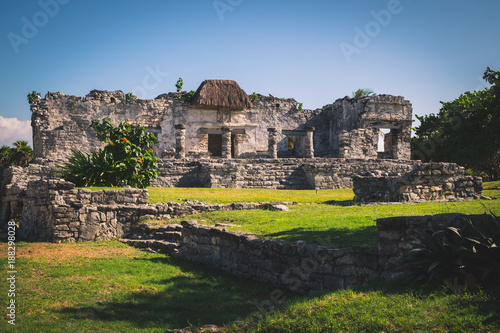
[0,145,11,169]
[352,88,374,98]
[11,140,33,167]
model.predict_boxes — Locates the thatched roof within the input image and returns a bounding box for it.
[191,80,252,110]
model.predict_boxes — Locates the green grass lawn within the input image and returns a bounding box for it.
[13,182,497,331]
[147,187,355,204]
[1,241,498,332]
[484,180,500,197]
[0,241,292,332]
[228,283,500,332]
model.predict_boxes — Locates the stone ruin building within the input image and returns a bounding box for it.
[0,79,483,233]
[31,79,412,162]
[0,80,485,292]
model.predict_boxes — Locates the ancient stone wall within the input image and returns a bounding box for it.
[16,178,296,242]
[353,162,482,203]
[29,88,412,162]
[152,158,418,189]
[328,95,412,159]
[178,220,379,293]
[0,164,53,230]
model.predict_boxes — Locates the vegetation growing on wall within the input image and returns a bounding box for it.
[185,90,195,102]
[175,77,183,92]
[351,88,374,98]
[59,118,159,188]
[27,91,40,103]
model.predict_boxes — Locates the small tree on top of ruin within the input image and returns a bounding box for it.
[351,88,374,98]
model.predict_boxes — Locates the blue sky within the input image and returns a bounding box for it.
[1,0,499,146]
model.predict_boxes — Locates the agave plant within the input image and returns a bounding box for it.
[398,221,468,285]
[462,214,500,287]
[399,214,500,289]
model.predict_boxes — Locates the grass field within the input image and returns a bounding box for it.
[3,183,498,332]
[144,183,500,248]
[1,241,498,332]
[0,241,291,332]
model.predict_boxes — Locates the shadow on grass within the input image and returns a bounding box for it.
[57,256,294,330]
[321,200,354,206]
[263,225,378,248]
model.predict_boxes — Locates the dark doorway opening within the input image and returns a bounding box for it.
[208,134,222,157]
[231,134,237,158]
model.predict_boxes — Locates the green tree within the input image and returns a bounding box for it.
[351,88,374,98]
[0,140,33,169]
[175,77,183,92]
[60,118,159,188]
[412,68,500,180]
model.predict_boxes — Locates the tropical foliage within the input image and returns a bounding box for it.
[0,140,33,169]
[399,214,500,289]
[59,118,159,188]
[27,90,40,103]
[351,88,374,98]
[412,67,500,180]
[175,77,183,92]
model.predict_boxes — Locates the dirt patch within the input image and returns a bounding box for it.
[0,242,138,262]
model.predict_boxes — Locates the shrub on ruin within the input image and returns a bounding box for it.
[59,118,159,188]
[399,214,500,289]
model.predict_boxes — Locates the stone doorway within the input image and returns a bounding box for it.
[208,134,222,157]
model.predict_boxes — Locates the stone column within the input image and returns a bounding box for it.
[267,128,278,159]
[175,124,186,159]
[304,126,315,158]
[221,126,232,159]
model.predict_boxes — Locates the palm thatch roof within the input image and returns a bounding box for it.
[191,80,252,110]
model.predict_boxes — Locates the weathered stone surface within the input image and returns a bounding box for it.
[353,162,482,203]
[29,88,412,162]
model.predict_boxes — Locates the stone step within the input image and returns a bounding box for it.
[121,239,180,255]
[153,230,182,242]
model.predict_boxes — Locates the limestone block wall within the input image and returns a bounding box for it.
[152,158,418,189]
[15,178,298,242]
[353,162,483,203]
[29,88,413,161]
[338,129,378,159]
[179,220,379,293]
[0,164,54,230]
[328,95,412,159]
[18,179,150,242]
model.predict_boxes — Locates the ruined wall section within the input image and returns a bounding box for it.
[30,91,184,162]
[353,162,483,203]
[328,95,412,159]
[152,158,417,189]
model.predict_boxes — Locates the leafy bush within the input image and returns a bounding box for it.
[250,92,258,102]
[399,214,500,289]
[59,118,159,188]
[175,77,183,92]
[125,92,134,103]
[27,91,41,103]
[185,90,195,102]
